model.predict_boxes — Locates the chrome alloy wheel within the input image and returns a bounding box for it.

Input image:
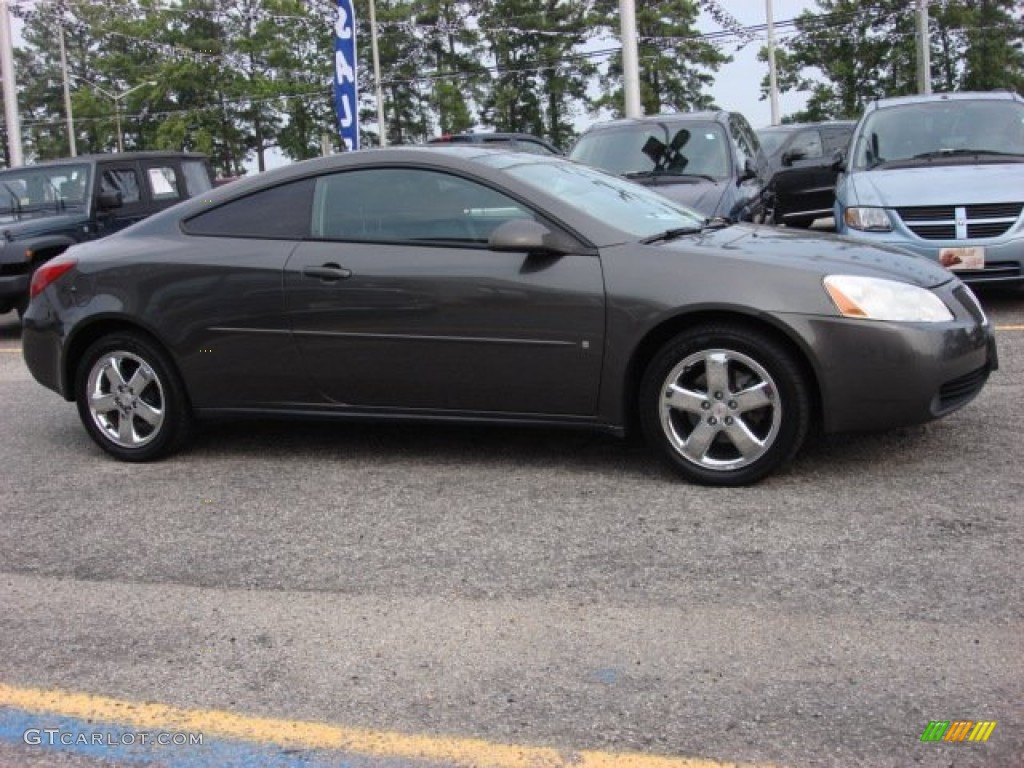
[85,351,166,449]
[658,349,782,471]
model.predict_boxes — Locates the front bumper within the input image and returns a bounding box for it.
[836,221,1024,285]
[778,281,997,434]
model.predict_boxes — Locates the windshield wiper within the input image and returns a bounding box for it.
[642,225,705,244]
[624,170,718,182]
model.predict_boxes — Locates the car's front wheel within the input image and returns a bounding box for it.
[75,332,192,461]
[639,325,811,485]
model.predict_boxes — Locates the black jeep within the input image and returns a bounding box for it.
[0,152,214,316]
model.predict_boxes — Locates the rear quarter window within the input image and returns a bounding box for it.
[182,178,315,238]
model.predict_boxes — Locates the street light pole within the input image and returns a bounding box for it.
[0,0,24,166]
[58,24,76,156]
[72,77,154,152]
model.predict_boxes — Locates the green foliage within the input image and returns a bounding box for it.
[764,0,1024,122]
[591,0,730,117]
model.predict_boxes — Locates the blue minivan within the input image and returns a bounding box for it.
[834,91,1024,287]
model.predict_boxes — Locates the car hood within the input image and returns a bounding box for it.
[671,223,954,289]
[846,164,1023,207]
[631,177,728,218]
[0,211,89,241]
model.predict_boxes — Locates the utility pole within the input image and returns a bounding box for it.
[766,0,779,125]
[619,0,642,118]
[915,0,931,94]
[368,0,386,146]
[0,0,24,166]
[59,24,76,157]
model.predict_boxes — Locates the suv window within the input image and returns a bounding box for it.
[790,129,823,159]
[147,166,181,201]
[311,168,536,244]
[183,178,315,238]
[100,169,141,204]
[729,114,759,172]
[181,160,213,196]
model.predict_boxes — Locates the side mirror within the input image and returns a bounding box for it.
[781,149,806,167]
[488,219,571,255]
[830,150,846,173]
[97,190,123,210]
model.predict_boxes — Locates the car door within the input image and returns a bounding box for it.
[774,128,833,221]
[284,166,605,416]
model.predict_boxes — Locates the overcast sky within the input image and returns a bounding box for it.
[701,0,814,129]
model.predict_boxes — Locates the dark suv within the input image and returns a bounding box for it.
[0,151,213,316]
[758,121,855,228]
[568,111,769,221]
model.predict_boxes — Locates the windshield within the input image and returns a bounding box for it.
[852,99,1024,169]
[0,163,90,220]
[570,121,732,180]
[478,154,706,239]
[757,128,792,156]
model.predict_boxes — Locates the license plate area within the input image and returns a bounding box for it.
[940,246,985,270]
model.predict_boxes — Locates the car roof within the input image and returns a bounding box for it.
[863,90,1023,114]
[2,151,209,170]
[758,120,856,132]
[581,111,733,133]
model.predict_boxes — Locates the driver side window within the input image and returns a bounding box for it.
[311,168,536,244]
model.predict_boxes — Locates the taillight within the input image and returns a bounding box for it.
[30,257,78,298]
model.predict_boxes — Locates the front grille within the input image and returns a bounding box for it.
[910,224,956,240]
[954,261,1023,280]
[0,260,31,276]
[937,365,990,411]
[895,202,1023,241]
[897,206,955,222]
[966,203,1023,219]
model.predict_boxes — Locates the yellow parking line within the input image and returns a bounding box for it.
[0,683,771,768]
[995,325,1024,331]
[0,347,21,352]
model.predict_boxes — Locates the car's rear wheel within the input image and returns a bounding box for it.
[639,325,811,485]
[75,333,192,461]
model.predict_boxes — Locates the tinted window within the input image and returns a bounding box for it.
[758,128,792,156]
[789,129,823,159]
[182,160,213,196]
[147,166,181,201]
[183,178,315,238]
[729,115,758,171]
[100,169,141,204]
[311,168,537,244]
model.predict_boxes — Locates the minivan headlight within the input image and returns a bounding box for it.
[824,275,953,322]
[844,207,892,232]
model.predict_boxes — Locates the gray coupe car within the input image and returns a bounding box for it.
[22,147,996,485]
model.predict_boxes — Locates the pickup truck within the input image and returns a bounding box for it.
[0,151,214,316]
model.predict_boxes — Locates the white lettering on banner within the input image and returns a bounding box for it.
[335,6,352,39]
[338,96,353,129]
[335,50,355,85]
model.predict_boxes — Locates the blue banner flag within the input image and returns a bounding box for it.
[334,0,358,150]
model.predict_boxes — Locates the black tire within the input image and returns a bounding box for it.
[75,332,192,461]
[638,324,811,486]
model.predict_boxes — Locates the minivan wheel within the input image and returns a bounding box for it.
[75,333,192,461]
[639,325,811,485]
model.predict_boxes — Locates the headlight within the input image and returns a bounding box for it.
[824,275,953,322]
[843,206,892,232]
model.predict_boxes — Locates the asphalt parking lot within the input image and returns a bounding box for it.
[0,286,1022,768]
